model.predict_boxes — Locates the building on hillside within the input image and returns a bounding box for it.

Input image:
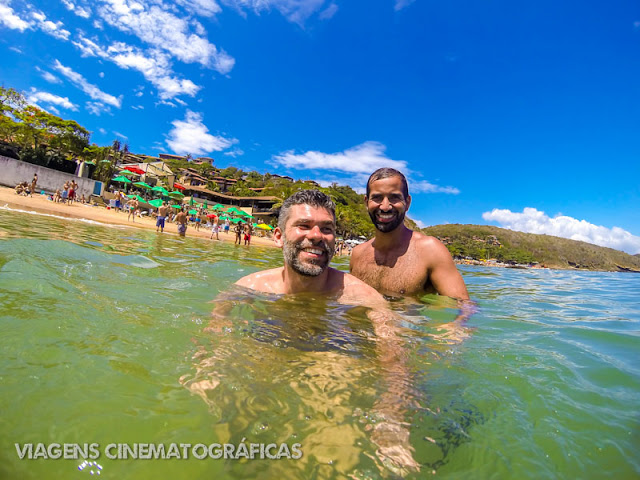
[159,153,187,161]
[193,157,214,165]
[183,185,280,223]
[210,176,237,192]
[270,174,294,182]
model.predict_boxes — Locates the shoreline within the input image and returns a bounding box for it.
[0,186,277,248]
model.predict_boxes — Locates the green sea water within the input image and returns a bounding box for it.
[0,207,638,479]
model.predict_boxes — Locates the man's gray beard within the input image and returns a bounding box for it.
[283,238,334,277]
[369,210,405,232]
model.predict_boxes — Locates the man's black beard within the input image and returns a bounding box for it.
[283,238,334,276]
[369,210,405,233]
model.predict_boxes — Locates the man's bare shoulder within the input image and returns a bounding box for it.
[235,268,284,293]
[411,231,452,258]
[352,239,373,255]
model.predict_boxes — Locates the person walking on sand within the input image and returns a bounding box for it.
[176,207,188,237]
[127,198,139,222]
[210,218,220,240]
[157,202,169,233]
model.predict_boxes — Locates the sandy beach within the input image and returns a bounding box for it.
[0,186,277,248]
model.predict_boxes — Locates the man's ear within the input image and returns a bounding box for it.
[273,227,284,248]
[405,195,411,211]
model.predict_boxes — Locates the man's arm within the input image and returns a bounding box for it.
[424,238,469,300]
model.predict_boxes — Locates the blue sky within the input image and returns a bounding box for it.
[1,0,639,254]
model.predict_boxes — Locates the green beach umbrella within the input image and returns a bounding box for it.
[112,176,132,183]
[133,181,152,189]
[169,191,184,198]
[188,209,198,215]
[212,204,224,210]
[151,186,170,195]
[127,194,145,202]
[240,211,255,218]
[218,216,230,221]
[170,204,182,209]
[118,170,136,176]
[148,199,164,208]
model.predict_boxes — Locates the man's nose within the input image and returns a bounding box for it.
[307,225,323,240]
[379,197,392,210]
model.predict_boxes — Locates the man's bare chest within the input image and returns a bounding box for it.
[354,250,429,294]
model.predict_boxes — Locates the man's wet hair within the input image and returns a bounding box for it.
[278,190,336,231]
[366,167,409,200]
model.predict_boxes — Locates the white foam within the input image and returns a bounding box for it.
[0,204,128,229]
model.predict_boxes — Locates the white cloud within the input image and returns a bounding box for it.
[222,0,329,25]
[319,2,338,20]
[412,180,460,195]
[9,46,22,53]
[72,36,201,99]
[273,141,407,174]
[98,128,107,134]
[0,2,30,31]
[414,219,427,229]
[85,101,112,115]
[35,67,62,84]
[53,60,122,108]
[482,207,640,255]
[96,0,234,73]
[31,11,70,40]
[61,0,91,18]
[174,0,222,17]
[223,148,244,157]
[166,110,237,156]
[27,88,79,111]
[394,0,416,11]
[273,142,460,195]
[114,131,128,140]
[131,105,144,110]
[99,72,104,78]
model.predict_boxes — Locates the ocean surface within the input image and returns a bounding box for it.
[0,207,638,479]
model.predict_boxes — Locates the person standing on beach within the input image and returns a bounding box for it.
[68,180,77,205]
[243,222,252,246]
[61,181,69,204]
[224,218,230,234]
[350,168,469,300]
[176,207,188,237]
[29,173,38,197]
[210,218,220,240]
[157,202,169,233]
[234,222,242,244]
[127,198,139,222]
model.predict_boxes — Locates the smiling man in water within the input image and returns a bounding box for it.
[231,189,420,473]
[350,167,469,300]
[236,190,383,302]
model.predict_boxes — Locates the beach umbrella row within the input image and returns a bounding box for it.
[112,176,132,183]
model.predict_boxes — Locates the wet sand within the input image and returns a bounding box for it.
[0,186,277,248]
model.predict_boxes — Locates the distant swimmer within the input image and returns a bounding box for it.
[175,207,188,237]
[350,168,469,300]
[157,202,169,233]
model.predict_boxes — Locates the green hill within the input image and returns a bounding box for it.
[422,224,640,273]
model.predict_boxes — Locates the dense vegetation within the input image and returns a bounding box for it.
[423,224,640,272]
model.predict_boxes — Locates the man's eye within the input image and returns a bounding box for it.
[370,196,383,203]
